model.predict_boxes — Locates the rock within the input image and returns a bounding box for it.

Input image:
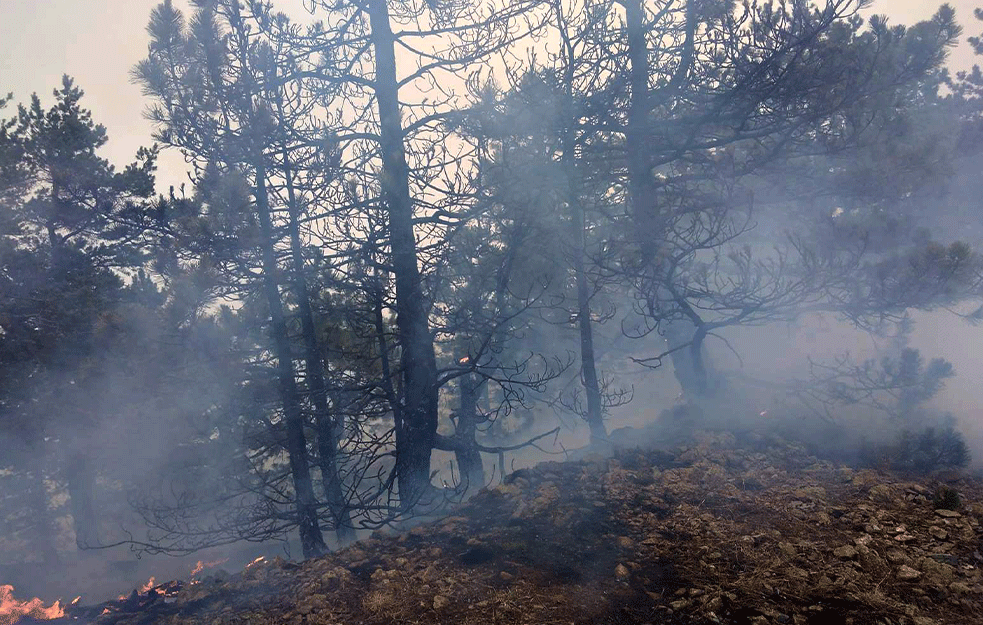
[778,542,797,557]
[885,549,908,564]
[793,486,827,500]
[498,571,514,582]
[897,565,922,581]
[930,526,949,540]
[928,553,958,566]
[615,563,631,582]
[935,509,962,518]
[432,595,450,611]
[949,581,972,595]
[869,484,895,503]
[918,557,956,586]
[894,533,917,543]
[669,599,690,611]
[834,546,858,560]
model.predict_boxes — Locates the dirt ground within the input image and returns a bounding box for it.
[57,430,983,625]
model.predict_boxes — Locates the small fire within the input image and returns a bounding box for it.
[246,556,265,568]
[0,585,65,624]
[190,558,228,578]
[137,578,156,594]
[459,356,470,365]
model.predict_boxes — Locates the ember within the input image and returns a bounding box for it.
[0,585,65,625]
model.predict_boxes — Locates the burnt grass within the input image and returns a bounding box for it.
[62,431,983,625]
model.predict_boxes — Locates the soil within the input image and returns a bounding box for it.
[55,430,983,625]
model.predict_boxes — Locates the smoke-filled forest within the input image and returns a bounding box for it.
[3,1,983,623]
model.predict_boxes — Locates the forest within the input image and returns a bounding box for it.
[2,0,983,615]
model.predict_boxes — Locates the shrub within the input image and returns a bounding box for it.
[933,486,962,511]
[859,426,970,475]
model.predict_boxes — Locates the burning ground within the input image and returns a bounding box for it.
[9,432,983,625]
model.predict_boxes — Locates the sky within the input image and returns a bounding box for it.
[1,0,980,188]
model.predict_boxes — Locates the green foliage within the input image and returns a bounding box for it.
[860,425,971,475]
[933,485,962,511]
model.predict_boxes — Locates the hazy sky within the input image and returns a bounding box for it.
[0,0,980,185]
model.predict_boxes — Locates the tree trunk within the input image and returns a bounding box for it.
[66,453,98,550]
[574,249,606,441]
[368,0,439,508]
[625,0,656,261]
[689,327,710,396]
[281,150,356,546]
[454,371,485,494]
[27,450,60,565]
[665,320,715,398]
[559,72,606,443]
[254,165,327,558]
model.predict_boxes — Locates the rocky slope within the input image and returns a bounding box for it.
[60,431,983,625]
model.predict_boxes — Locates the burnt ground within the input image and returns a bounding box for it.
[56,431,983,625]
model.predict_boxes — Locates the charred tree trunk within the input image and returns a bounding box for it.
[368,0,439,508]
[689,327,710,396]
[624,0,655,261]
[254,165,327,558]
[573,229,606,442]
[25,445,59,565]
[559,55,606,443]
[66,453,98,550]
[665,320,715,398]
[454,371,485,494]
[281,151,356,546]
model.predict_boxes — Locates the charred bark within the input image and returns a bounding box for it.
[558,47,606,443]
[254,165,327,558]
[664,320,716,398]
[66,453,98,550]
[573,230,606,441]
[282,150,356,546]
[624,0,655,260]
[367,0,440,509]
[27,452,60,565]
[454,371,486,494]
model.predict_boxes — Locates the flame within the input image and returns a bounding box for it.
[100,608,111,615]
[459,356,470,365]
[246,556,265,568]
[0,585,65,624]
[190,558,228,578]
[137,578,156,594]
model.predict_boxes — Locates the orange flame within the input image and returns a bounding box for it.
[190,558,229,578]
[0,585,65,625]
[246,556,265,568]
[137,578,156,594]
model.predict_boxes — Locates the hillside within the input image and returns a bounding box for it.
[53,432,983,625]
